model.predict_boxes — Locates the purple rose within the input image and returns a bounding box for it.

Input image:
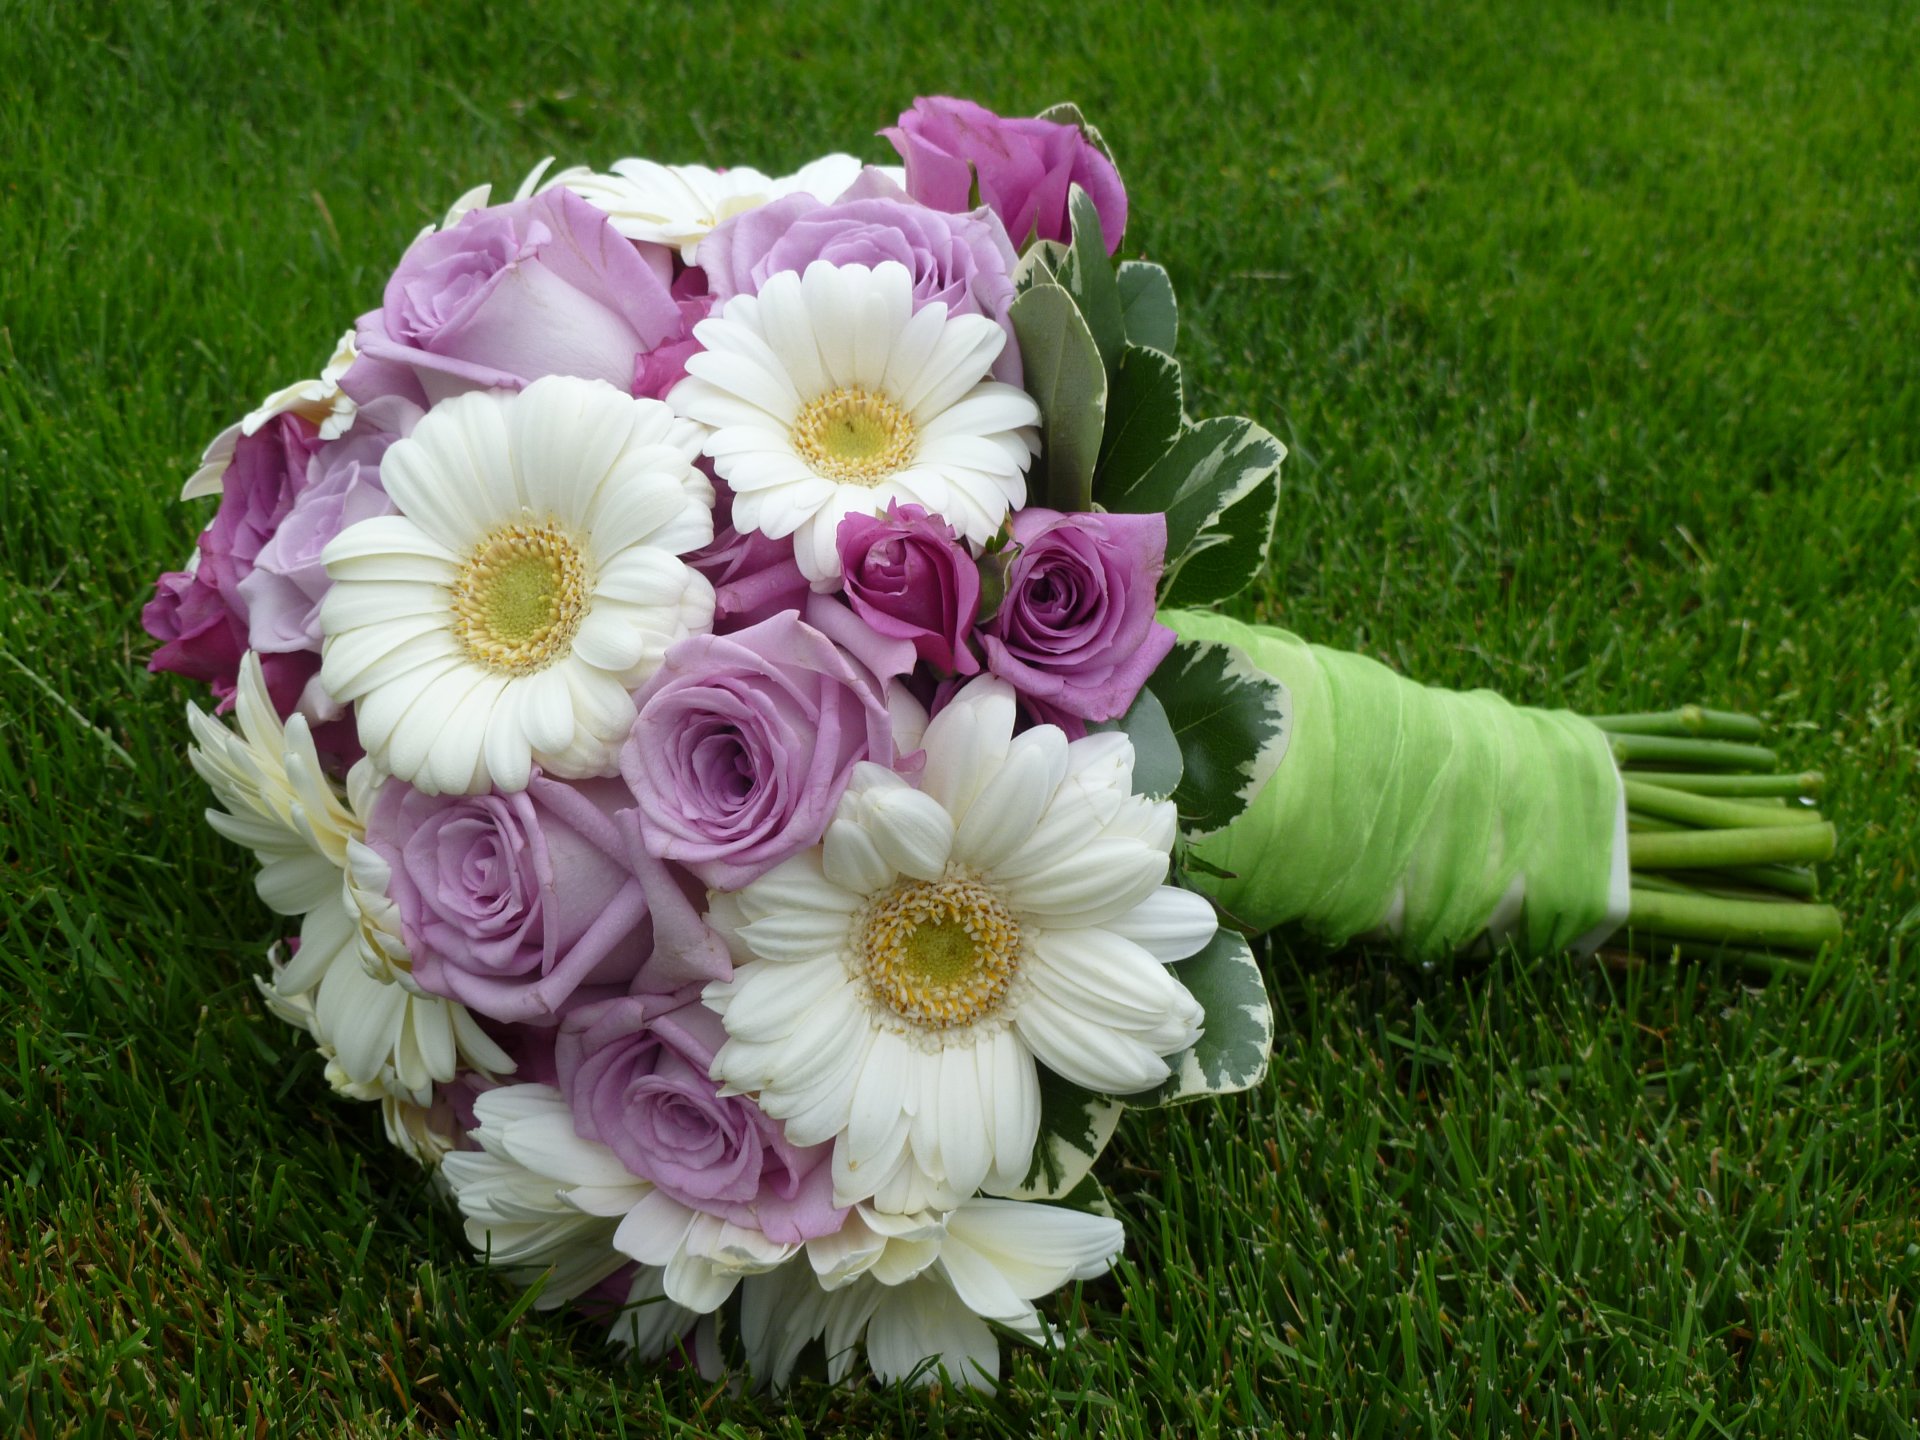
[239,426,396,658]
[685,481,810,633]
[837,503,981,675]
[883,97,1127,254]
[982,508,1176,727]
[369,774,729,1026]
[556,994,840,1244]
[701,169,1021,384]
[620,612,896,891]
[343,187,681,408]
[145,413,319,699]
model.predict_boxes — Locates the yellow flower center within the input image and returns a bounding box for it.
[856,877,1022,1030]
[449,520,591,675]
[791,387,917,485]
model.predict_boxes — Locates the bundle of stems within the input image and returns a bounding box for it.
[1586,705,1841,976]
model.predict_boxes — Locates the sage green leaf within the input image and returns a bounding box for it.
[1116,260,1178,354]
[1095,343,1183,501]
[1049,1171,1117,1220]
[1110,414,1285,604]
[1002,1066,1123,1201]
[1145,926,1273,1104]
[1056,186,1125,371]
[1146,635,1291,837]
[1012,240,1066,295]
[1009,279,1107,512]
[1159,459,1282,606]
[1089,685,1182,800]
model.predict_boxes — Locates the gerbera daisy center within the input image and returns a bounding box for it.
[856,877,1022,1030]
[791,387,917,485]
[449,520,592,675]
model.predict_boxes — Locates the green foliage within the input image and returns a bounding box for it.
[5,1,1919,1435]
[1089,685,1182,801]
[1009,1069,1123,1202]
[1007,279,1106,511]
[1146,927,1275,1104]
[1147,637,1290,837]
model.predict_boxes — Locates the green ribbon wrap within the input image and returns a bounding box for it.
[1161,610,1629,965]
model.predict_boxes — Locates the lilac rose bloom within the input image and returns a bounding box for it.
[884,96,1127,254]
[620,612,896,891]
[239,425,396,660]
[368,774,728,1026]
[144,412,319,701]
[837,502,981,675]
[982,508,1176,729]
[556,994,841,1244]
[700,168,1021,384]
[685,480,810,633]
[343,187,681,408]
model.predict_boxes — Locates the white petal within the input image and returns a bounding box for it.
[1106,887,1221,964]
[952,726,1067,872]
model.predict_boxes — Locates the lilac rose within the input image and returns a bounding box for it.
[981,508,1176,728]
[145,412,319,701]
[343,187,681,408]
[556,994,840,1244]
[884,97,1127,254]
[685,480,810,633]
[238,425,396,659]
[837,503,981,675]
[368,774,729,1026]
[700,168,1021,384]
[620,612,896,891]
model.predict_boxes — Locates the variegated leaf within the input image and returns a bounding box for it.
[1002,1066,1123,1201]
[1095,343,1183,503]
[1145,635,1291,837]
[1147,926,1274,1104]
[1116,260,1178,354]
[1055,186,1125,371]
[1009,279,1107,512]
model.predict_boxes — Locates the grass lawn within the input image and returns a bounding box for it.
[5,0,1919,1433]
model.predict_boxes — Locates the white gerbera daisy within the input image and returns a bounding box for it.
[741,1197,1124,1390]
[667,260,1040,581]
[704,677,1215,1213]
[543,153,886,261]
[191,653,510,1106]
[319,375,716,796]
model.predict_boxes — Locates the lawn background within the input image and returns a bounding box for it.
[4,1,1919,1434]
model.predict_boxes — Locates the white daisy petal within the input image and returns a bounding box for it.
[320,378,713,794]
[668,260,1034,581]
[706,674,1217,1213]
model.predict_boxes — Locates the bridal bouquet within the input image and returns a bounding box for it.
[148,96,1839,1390]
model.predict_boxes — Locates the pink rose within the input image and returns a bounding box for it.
[883,97,1127,252]
[343,188,681,408]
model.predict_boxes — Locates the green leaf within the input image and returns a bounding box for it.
[1160,460,1282,606]
[1003,1066,1123,1201]
[1146,635,1291,837]
[1056,186,1125,372]
[1108,414,1286,605]
[1115,260,1178,353]
[1012,239,1066,295]
[1094,344,1183,501]
[1009,280,1107,512]
[1089,685,1182,800]
[1145,926,1274,1104]
[1049,1171,1117,1220]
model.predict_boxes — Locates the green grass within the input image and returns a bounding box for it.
[4,0,1918,1433]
